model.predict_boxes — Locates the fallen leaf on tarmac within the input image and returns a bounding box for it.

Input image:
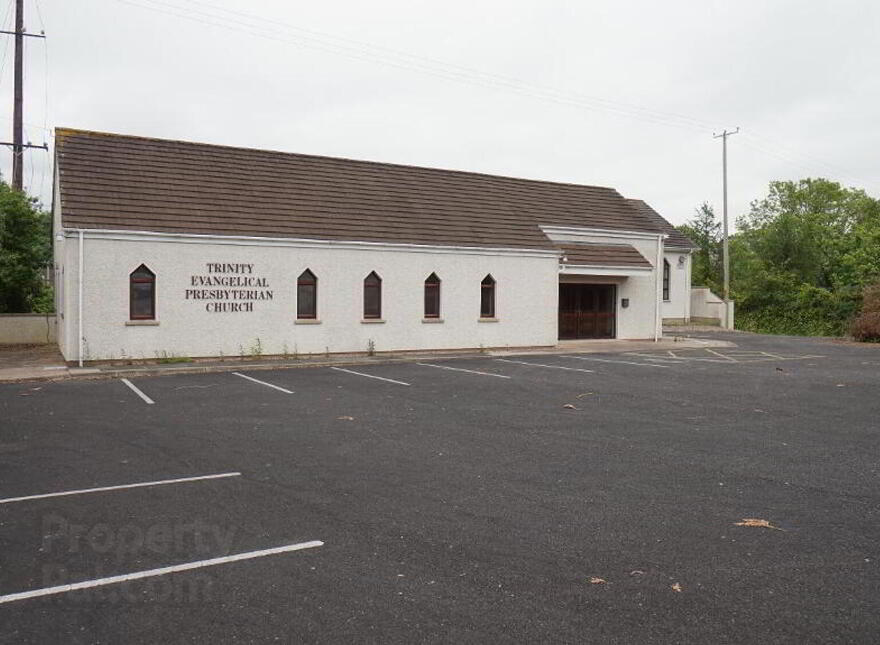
[589,577,607,584]
[734,518,785,531]
[563,403,579,410]
[337,415,355,421]
[671,583,682,592]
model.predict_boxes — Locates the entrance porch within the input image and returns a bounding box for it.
[558,283,616,340]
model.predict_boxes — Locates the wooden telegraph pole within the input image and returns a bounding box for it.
[1,0,47,192]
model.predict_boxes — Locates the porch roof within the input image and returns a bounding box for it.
[557,242,652,268]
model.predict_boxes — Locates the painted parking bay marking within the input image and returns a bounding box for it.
[564,355,671,369]
[0,472,242,505]
[0,540,323,605]
[495,359,594,373]
[330,367,411,386]
[232,372,294,394]
[628,349,825,364]
[416,362,511,379]
[121,378,155,404]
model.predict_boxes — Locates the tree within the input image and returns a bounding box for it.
[737,178,880,289]
[730,178,880,336]
[678,202,722,291]
[0,180,52,313]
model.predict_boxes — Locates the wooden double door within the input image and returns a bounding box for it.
[558,284,616,339]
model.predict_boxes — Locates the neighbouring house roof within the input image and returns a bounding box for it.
[625,199,697,250]
[55,128,671,252]
[557,243,652,268]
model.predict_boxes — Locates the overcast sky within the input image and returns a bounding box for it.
[2,0,879,228]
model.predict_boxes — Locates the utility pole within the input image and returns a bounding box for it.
[1,0,47,193]
[713,127,739,329]
[12,0,23,190]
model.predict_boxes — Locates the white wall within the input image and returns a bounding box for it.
[661,250,692,321]
[58,233,559,362]
[691,287,734,327]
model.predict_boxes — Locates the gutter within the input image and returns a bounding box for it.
[58,228,560,259]
[540,225,664,241]
[77,229,84,367]
[654,234,667,342]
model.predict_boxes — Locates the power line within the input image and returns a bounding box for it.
[108,0,878,192]
[0,1,13,88]
[742,129,873,189]
[112,0,719,134]
[177,0,720,133]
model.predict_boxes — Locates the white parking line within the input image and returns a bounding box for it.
[121,378,155,404]
[495,359,594,373]
[706,348,738,361]
[232,372,294,394]
[0,472,242,505]
[728,355,825,363]
[0,540,323,605]
[633,351,826,364]
[416,362,511,379]
[565,356,671,369]
[331,367,411,386]
[629,353,731,363]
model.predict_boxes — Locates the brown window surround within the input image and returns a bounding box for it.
[129,264,156,321]
[297,268,317,319]
[662,259,670,301]
[364,271,382,319]
[480,274,496,318]
[424,272,441,318]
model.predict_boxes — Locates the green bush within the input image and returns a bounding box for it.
[0,181,51,313]
[735,282,861,337]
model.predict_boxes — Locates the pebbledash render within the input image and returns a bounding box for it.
[51,128,696,365]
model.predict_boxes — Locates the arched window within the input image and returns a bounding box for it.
[297,269,317,319]
[480,274,496,318]
[662,259,671,301]
[130,264,156,320]
[364,271,382,319]
[424,273,441,318]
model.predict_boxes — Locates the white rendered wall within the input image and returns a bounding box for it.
[661,250,692,321]
[51,168,69,358]
[58,236,80,360]
[59,234,559,362]
[691,286,733,327]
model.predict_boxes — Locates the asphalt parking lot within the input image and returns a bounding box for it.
[1,332,879,643]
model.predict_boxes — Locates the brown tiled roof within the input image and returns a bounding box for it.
[56,128,665,251]
[558,243,652,268]
[625,199,697,250]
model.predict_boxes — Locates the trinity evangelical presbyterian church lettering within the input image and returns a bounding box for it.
[185,263,273,312]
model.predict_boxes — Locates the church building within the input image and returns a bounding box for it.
[51,129,694,364]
